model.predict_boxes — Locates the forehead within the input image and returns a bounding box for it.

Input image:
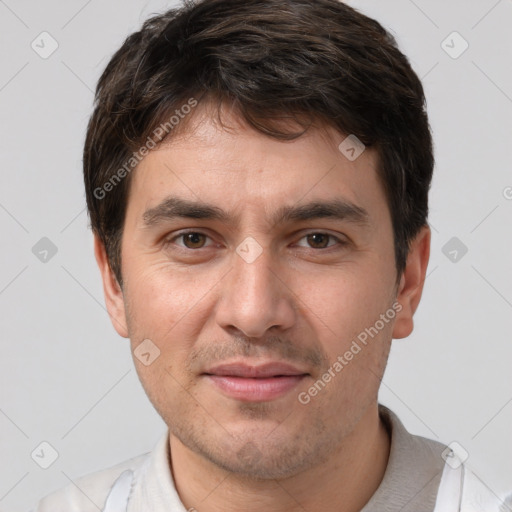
[126,104,387,226]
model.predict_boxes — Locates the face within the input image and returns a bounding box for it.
[96,103,429,479]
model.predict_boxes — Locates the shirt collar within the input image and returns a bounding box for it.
[361,404,446,512]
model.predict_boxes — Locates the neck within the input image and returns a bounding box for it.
[169,404,390,512]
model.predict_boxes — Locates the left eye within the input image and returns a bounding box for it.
[296,233,343,249]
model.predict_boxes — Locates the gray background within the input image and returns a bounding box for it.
[0,0,511,510]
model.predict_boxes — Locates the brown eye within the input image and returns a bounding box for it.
[306,233,332,249]
[181,232,207,249]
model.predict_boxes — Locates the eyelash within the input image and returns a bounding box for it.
[164,230,347,251]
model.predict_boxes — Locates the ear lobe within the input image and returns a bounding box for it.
[93,234,129,338]
[392,225,431,340]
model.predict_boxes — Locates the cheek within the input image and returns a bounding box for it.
[123,266,205,379]
[125,262,206,326]
[125,269,201,410]
[300,267,392,344]
[303,278,393,414]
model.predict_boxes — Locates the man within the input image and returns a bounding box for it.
[32,0,510,510]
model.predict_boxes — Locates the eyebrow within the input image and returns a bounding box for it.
[142,196,370,228]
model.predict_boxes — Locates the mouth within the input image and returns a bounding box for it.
[202,361,309,402]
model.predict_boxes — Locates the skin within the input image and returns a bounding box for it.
[95,102,430,512]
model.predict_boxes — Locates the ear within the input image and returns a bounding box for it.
[392,225,431,339]
[94,234,129,338]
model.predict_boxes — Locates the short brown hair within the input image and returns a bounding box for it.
[84,0,434,286]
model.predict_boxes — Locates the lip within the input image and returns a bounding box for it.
[203,361,309,402]
[204,361,308,378]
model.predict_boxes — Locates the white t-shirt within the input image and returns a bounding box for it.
[30,405,509,512]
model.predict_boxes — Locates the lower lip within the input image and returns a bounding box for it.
[205,375,306,402]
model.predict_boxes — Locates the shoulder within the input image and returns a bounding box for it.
[378,405,511,511]
[31,452,149,512]
[461,467,512,512]
[433,450,511,512]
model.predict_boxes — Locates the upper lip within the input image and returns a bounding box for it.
[203,361,309,378]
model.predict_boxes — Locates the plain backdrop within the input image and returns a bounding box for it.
[0,0,511,510]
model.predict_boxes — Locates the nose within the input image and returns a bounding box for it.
[214,242,297,339]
